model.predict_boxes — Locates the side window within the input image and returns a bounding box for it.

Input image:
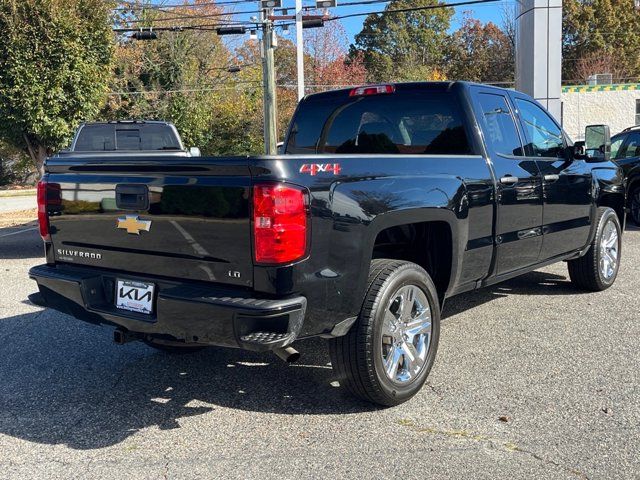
[622,132,640,159]
[610,136,624,160]
[514,99,565,158]
[477,93,523,157]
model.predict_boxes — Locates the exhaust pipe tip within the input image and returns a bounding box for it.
[113,328,135,345]
[273,346,300,363]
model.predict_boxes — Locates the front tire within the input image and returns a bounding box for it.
[568,207,621,291]
[329,259,440,407]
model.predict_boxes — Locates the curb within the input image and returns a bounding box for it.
[0,189,36,198]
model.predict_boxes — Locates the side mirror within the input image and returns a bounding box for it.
[580,124,611,162]
[189,147,201,157]
[276,141,284,155]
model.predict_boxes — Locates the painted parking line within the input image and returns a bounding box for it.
[0,227,37,238]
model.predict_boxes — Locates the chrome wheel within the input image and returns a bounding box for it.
[599,219,619,280]
[381,285,432,385]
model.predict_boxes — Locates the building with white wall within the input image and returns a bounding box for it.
[561,83,640,141]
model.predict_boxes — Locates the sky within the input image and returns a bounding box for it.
[336,0,510,43]
[139,1,513,51]
[142,0,512,44]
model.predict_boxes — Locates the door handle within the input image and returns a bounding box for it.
[499,175,519,185]
[116,184,149,210]
[544,174,560,182]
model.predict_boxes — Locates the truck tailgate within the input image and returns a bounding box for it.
[45,157,253,287]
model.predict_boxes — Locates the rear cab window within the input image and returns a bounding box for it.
[74,124,182,152]
[285,85,472,155]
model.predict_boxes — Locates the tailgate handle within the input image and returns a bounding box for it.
[116,184,149,210]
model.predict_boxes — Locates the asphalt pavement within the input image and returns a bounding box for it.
[0,225,638,479]
[0,195,36,213]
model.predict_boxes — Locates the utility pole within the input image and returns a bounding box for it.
[295,0,304,100]
[261,8,278,155]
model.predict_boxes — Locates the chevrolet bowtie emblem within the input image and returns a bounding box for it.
[117,215,152,235]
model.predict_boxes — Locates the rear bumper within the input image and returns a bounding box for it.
[29,264,306,351]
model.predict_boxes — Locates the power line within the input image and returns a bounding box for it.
[121,8,262,24]
[113,0,385,11]
[114,0,258,10]
[112,20,256,32]
[273,0,503,28]
[327,0,502,22]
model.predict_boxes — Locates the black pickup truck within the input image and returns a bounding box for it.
[30,82,625,406]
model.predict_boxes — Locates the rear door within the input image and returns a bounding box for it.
[46,157,253,287]
[510,95,592,259]
[615,130,640,163]
[472,88,544,275]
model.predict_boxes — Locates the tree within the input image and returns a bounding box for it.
[573,51,629,84]
[0,0,114,176]
[563,0,640,83]
[0,140,36,186]
[350,0,453,82]
[305,20,367,92]
[445,14,514,83]
[104,2,235,152]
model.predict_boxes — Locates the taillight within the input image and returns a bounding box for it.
[349,84,395,97]
[37,180,60,242]
[253,183,308,264]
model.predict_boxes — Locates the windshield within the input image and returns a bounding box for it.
[286,90,471,155]
[74,124,182,152]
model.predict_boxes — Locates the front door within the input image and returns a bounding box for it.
[511,96,592,259]
[473,89,544,275]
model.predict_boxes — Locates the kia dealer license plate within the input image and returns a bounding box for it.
[116,279,155,314]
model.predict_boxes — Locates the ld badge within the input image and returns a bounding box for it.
[117,215,152,235]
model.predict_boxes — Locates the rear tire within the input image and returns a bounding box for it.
[568,207,621,291]
[629,186,640,226]
[329,259,440,407]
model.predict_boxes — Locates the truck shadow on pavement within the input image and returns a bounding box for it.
[442,270,582,319]
[0,309,376,450]
[0,269,590,450]
[0,226,42,259]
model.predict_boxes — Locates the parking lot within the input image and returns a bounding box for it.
[1,225,638,479]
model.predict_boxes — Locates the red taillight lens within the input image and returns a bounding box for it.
[37,180,60,241]
[253,183,308,264]
[349,84,395,97]
[37,180,49,241]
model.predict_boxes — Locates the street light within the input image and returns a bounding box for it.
[316,0,337,7]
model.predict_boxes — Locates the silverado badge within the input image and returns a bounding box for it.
[117,215,152,235]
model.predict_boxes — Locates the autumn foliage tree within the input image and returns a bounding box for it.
[563,0,640,82]
[304,20,367,92]
[446,14,514,83]
[0,0,113,176]
[104,1,239,152]
[350,0,453,82]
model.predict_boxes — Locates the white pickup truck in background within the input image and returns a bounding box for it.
[57,120,201,158]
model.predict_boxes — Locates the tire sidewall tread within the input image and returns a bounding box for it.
[329,259,440,407]
[568,207,621,292]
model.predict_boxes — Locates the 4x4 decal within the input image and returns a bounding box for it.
[299,163,342,176]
